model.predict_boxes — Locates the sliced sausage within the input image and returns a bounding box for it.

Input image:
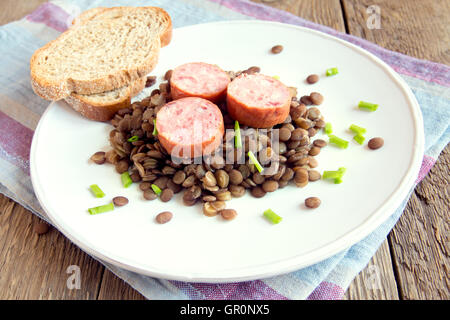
[226,73,292,128]
[156,97,224,158]
[170,62,230,103]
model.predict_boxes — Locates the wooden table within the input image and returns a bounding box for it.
[0,0,448,300]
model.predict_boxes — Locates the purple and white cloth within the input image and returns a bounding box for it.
[0,0,448,299]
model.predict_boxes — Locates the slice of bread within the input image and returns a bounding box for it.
[60,7,172,121]
[30,8,168,100]
[64,77,146,121]
[72,7,172,47]
[60,7,173,121]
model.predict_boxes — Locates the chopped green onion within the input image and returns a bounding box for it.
[326,67,338,76]
[89,184,105,198]
[273,75,280,80]
[334,168,346,183]
[234,120,242,148]
[328,135,349,149]
[88,203,114,215]
[349,123,366,145]
[358,101,378,111]
[324,122,333,135]
[121,172,133,188]
[349,124,367,136]
[353,134,365,145]
[263,209,282,224]
[127,135,139,142]
[248,151,263,173]
[152,119,158,135]
[334,177,343,184]
[322,170,343,180]
[323,167,347,183]
[151,184,162,195]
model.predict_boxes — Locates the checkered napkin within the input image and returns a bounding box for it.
[0,0,448,299]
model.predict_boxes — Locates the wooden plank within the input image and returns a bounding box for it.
[251,0,346,32]
[0,0,47,25]
[344,240,399,299]
[97,269,145,300]
[0,194,104,299]
[389,146,450,299]
[252,0,399,300]
[341,0,450,63]
[342,0,450,299]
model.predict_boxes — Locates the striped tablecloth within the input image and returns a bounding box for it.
[0,0,448,299]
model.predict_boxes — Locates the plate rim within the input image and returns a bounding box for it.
[30,20,425,283]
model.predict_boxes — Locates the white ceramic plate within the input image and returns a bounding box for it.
[30,21,424,283]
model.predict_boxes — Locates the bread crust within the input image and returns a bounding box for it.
[64,77,146,122]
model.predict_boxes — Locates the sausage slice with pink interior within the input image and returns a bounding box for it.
[227,73,292,128]
[156,97,224,158]
[170,62,230,103]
